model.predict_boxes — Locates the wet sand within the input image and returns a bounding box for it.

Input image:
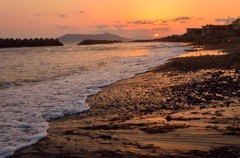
[11,42,240,158]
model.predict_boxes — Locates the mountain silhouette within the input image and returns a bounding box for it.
[58,32,129,44]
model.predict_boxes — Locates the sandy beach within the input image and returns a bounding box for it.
[11,42,240,158]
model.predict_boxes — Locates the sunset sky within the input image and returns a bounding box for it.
[0,0,240,39]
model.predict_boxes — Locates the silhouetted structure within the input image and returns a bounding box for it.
[155,19,240,43]
[187,19,240,38]
[186,28,202,37]
[77,39,122,45]
[0,38,63,48]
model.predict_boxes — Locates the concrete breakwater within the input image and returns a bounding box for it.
[0,38,63,48]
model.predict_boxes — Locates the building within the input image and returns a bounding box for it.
[201,25,231,37]
[232,19,240,30]
[186,18,240,38]
[186,28,202,37]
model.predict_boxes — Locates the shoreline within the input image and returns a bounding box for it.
[10,42,240,158]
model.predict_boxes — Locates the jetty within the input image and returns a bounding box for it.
[0,38,63,48]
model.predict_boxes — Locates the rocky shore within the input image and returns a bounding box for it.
[11,42,240,158]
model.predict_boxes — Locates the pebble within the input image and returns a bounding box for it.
[200,105,207,110]
[165,115,172,121]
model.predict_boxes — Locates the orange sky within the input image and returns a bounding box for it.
[0,0,239,39]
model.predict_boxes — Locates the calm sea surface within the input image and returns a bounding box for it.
[0,42,188,157]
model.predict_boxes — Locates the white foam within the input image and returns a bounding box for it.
[177,50,226,58]
[0,42,189,157]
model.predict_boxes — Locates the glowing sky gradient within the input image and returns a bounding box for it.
[0,0,239,39]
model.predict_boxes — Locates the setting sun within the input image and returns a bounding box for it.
[154,33,159,37]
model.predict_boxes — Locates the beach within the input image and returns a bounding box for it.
[11,42,240,158]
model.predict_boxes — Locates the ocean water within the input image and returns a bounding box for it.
[0,42,188,157]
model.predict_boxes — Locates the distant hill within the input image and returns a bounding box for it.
[57,32,129,44]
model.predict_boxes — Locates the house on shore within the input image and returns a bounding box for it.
[186,28,202,37]
[232,19,240,31]
[186,19,240,38]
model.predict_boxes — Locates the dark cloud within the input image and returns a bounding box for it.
[162,20,169,23]
[159,20,170,25]
[33,13,44,17]
[127,20,156,25]
[214,18,226,23]
[214,16,239,23]
[179,21,188,23]
[153,27,170,32]
[60,14,68,18]
[197,17,204,20]
[172,16,192,22]
[73,10,84,14]
[55,25,69,29]
[55,25,79,30]
[114,24,127,29]
[96,25,109,29]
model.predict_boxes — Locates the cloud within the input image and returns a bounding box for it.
[113,24,127,29]
[159,20,170,25]
[153,27,170,32]
[55,25,79,30]
[196,17,204,20]
[179,21,188,23]
[73,10,84,14]
[214,16,239,23]
[162,20,169,23]
[55,25,69,29]
[127,20,156,25]
[96,25,109,29]
[172,16,192,22]
[60,14,68,18]
[33,13,45,17]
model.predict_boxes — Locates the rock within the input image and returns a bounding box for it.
[225,101,231,107]
[99,135,112,140]
[165,115,172,121]
[200,105,207,110]
[166,98,172,102]
[161,104,168,110]
[173,105,181,111]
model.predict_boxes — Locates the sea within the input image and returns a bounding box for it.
[0,42,189,157]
